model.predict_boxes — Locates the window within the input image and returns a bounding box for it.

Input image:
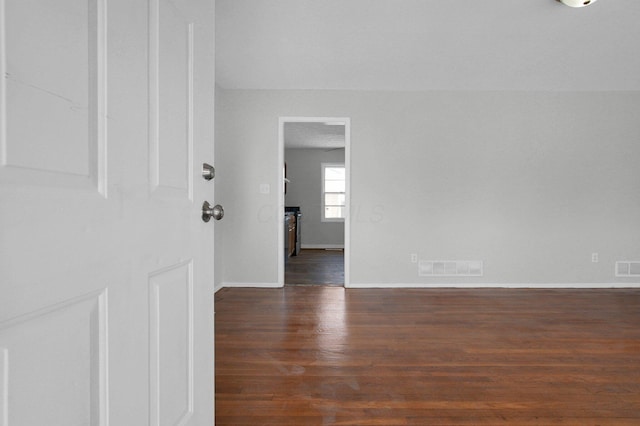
[322,163,345,221]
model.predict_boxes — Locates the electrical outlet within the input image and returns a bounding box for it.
[591,253,599,263]
[410,253,418,263]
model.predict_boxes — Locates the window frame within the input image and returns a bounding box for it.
[321,162,346,222]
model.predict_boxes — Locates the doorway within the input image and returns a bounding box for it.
[278,117,351,287]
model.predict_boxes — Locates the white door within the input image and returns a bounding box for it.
[0,0,216,424]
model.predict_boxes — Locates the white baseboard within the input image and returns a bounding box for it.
[346,282,640,289]
[301,244,344,250]
[218,282,283,289]
[215,282,640,291]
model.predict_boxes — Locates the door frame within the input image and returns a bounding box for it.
[278,117,351,287]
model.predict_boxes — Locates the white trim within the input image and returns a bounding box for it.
[187,22,194,202]
[344,119,351,287]
[148,0,160,192]
[95,0,108,199]
[278,119,285,287]
[219,282,283,289]
[278,117,351,288]
[215,282,640,290]
[346,282,640,289]
[0,0,6,167]
[301,244,345,250]
[1,348,7,426]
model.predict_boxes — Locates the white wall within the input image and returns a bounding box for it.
[216,88,640,287]
[285,148,345,248]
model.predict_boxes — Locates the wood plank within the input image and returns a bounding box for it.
[215,287,640,424]
[285,249,344,286]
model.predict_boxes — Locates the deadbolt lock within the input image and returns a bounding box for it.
[202,163,215,181]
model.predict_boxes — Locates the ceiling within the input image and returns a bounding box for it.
[216,0,640,91]
[284,122,345,149]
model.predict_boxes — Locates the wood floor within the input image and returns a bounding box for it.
[215,286,640,425]
[285,249,344,286]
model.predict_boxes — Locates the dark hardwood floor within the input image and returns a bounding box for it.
[285,249,344,286]
[215,286,640,425]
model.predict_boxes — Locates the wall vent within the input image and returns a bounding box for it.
[419,260,483,277]
[615,261,640,277]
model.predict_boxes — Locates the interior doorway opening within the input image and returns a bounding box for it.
[278,117,351,287]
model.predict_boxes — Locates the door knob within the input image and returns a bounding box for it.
[202,201,224,222]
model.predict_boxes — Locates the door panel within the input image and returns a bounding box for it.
[0,290,107,425]
[4,0,91,176]
[149,261,194,426]
[0,0,215,424]
[1,0,106,190]
[150,0,193,197]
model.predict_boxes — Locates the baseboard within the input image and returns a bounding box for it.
[346,282,640,289]
[216,282,640,291]
[218,282,283,289]
[301,244,344,250]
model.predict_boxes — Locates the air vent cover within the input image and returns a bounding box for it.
[615,261,640,277]
[419,260,483,277]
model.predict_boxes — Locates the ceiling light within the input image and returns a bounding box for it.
[558,0,597,7]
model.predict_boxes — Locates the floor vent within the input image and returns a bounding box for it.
[615,261,640,277]
[419,260,483,277]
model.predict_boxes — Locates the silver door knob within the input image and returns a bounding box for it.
[202,201,224,222]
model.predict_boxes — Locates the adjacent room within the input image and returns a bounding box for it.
[284,120,347,286]
[214,0,640,423]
